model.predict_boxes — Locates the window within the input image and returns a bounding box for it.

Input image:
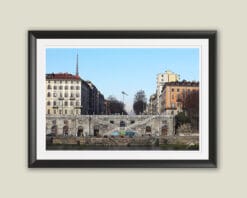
[60,93,63,97]
[65,80,67,84]
[65,86,68,90]
[53,101,56,106]
[70,101,74,106]
[64,101,68,106]
[64,93,68,97]
[177,88,180,92]
[76,93,80,97]
[53,93,57,97]
[47,85,51,89]
[54,86,57,90]
[60,80,62,84]
[59,110,62,114]
[70,86,74,90]
[54,109,56,114]
[171,88,174,92]
[76,101,80,106]
[54,81,56,84]
[59,85,63,90]
[71,93,74,97]
[47,92,51,97]
[47,101,51,106]
[76,86,80,90]
[65,110,67,114]
[47,109,50,114]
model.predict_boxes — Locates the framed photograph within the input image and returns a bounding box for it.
[28,30,217,168]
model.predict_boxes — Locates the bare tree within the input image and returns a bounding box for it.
[133,90,147,115]
[183,91,199,130]
[107,96,127,115]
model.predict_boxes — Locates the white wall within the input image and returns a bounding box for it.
[0,0,246,197]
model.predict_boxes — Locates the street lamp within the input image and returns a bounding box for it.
[121,91,128,115]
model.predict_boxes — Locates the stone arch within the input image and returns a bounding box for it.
[94,125,100,137]
[77,126,84,137]
[161,125,168,136]
[145,126,152,133]
[63,125,69,136]
[120,120,126,127]
[51,125,57,135]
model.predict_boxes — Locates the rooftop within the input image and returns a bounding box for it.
[46,73,80,80]
[165,80,199,87]
[161,80,199,92]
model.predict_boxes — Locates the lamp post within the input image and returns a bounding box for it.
[121,91,128,115]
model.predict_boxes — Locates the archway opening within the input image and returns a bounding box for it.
[146,126,152,133]
[63,125,69,136]
[51,125,57,135]
[94,126,99,137]
[161,125,168,136]
[77,126,84,137]
[120,121,126,127]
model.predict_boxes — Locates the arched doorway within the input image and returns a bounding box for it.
[145,126,152,133]
[161,125,168,136]
[94,125,99,137]
[120,121,126,127]
[51,125,57,135]
[77,126,84,137]
[63,125,69,136]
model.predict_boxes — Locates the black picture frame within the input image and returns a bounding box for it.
[28,30,217,168]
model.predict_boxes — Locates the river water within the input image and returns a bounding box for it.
[47,144,199,150]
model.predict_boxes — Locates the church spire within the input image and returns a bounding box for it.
[76,52,79,77]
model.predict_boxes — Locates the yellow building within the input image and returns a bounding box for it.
[156,70,180,113]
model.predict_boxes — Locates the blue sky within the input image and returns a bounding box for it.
[46,48,199,112]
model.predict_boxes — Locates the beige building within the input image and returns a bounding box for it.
[46,73,82,115]
[147,94,157,115]
[156,70,180,113]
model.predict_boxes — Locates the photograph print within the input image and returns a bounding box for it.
[46,48,199,150]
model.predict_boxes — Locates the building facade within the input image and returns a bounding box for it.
[86,81,105,115]
[156,70,180,113]
[159,81,199,115]
[81,80,90,114]
[147,94,157,115]
[46,73,82,116]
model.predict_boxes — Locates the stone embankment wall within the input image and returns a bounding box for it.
[46,115,175,136]
[51,135,199,147]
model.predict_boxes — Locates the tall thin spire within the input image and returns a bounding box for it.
[76,52,79,77]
